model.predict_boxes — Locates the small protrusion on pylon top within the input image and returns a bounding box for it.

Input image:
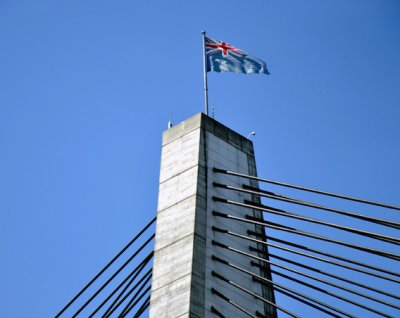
[168,114,173,129]
[247,131,256,139]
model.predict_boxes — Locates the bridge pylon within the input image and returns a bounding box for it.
[149,113,276,317]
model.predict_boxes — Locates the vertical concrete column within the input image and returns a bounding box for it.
[149,113,275,318]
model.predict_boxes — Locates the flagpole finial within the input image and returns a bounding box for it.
[202,30,206,35]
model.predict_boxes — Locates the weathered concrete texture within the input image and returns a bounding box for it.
[150,114,204,318]
[150,113,275,318]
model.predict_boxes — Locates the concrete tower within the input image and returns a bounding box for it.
[149,113,275,317]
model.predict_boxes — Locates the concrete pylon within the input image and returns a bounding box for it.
[149,113,276,317]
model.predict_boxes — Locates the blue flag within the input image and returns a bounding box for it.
[205,36,269,75]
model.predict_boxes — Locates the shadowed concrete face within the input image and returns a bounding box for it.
[149,113,275,318]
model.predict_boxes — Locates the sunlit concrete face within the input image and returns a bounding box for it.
[150,113,274,318]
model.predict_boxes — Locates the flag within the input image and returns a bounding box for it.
[205,36,269,75]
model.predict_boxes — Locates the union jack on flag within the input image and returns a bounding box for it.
[205,36,269,75]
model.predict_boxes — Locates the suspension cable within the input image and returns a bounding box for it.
[133,295,150,318]
[213,167,400,211]
[101,261,152,317]
[213,226,400,284]
[89,251,153,317]
[132,295,151,318]
[212,240,400,302]
[55,216,156,318]
[212,210,400,261]
[249,238,400,285]
[251,261,399,310]
[245,183,400,230]
[103,270,152,318]
[72,233,155,317]
[211,240,355,317]
[213,240,386,317]
[266,251,400,301]
[212,240,366,318]
[212,288,257,318]
[119,284,152,317]
[273,286,340,318]
[212,271,300,318]
[211,306,226,317]
[213,193,399,243]
[256,232,400,278]
[213,255,393,318]
[213,183,400,231]
[213,262,356,318]
[270,269,394,318]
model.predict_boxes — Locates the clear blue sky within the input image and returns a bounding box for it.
[1,1,399,317]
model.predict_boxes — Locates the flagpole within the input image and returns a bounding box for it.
[202,31,209,115]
